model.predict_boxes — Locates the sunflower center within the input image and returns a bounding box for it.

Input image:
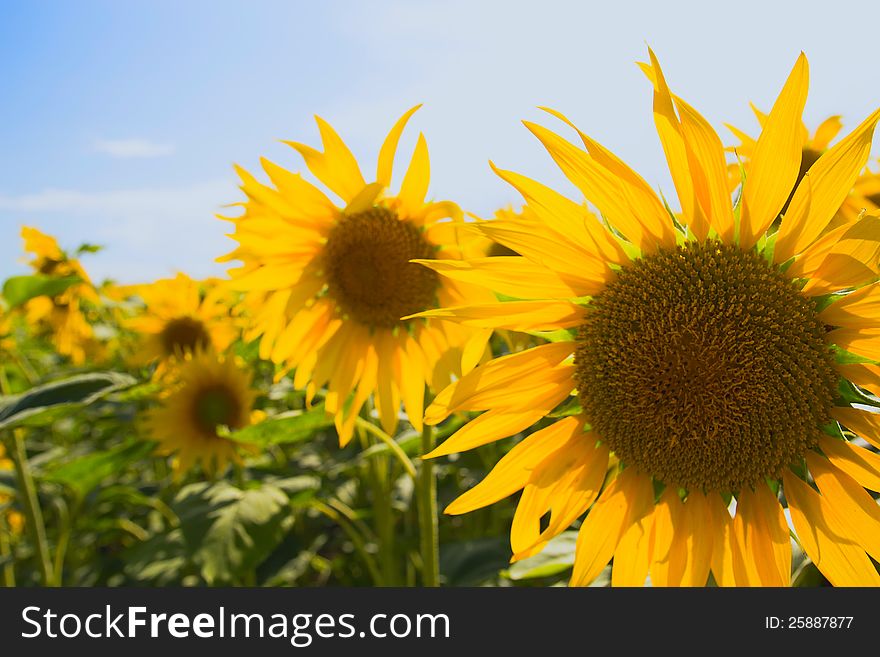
[192,384,242,437]
[159,317,211,356]
[323,207,439,328]
[574,240,837,493]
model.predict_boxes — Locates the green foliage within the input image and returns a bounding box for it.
[44,441,157,498]
[0,372,136,430]
[221,406,334,446]
[2,274,82,308]
[507,531,577,581]
[173,481,295,585]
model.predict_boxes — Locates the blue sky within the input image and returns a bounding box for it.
[2,0,879,283]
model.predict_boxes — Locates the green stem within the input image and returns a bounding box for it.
[51,498,74,586]
[355,417,417,480]
[0,367,54,586]
[0,516,14,586]
[6,431,54,586]
[417,423,439,587]
[310,500,383,586]
[369,455,397,586]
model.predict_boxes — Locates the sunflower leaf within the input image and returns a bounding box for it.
[220,405,334,446]
[173,481,291,585]
[43,440,157,497]
[506,530,578,581]
[0,372,137,430]
[1,274,82,308]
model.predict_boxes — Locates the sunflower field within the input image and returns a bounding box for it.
[3,48,880,590]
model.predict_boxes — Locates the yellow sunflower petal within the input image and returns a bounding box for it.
[837,362,880,398]
[783,470,880,587]
[819,282,880,327]
[828,326,880,362]
[639,50,696,233]
[511,429,609,559]
[819,435,880,493]
[775,107,880,262]
[444,418,579,515]
[807,452,880,562]
[425,341,574,424]
[259,158,338,219]
[831,407,880,450]
[650,489,715,587]
[396,132,430,218]
[523,120,663,253]
[537,107,676,249]
[570,468,654,587]
[784,217,853,278]
[406,300,586,331]
[811,115,844,151]
[475,218,614,294]
[284,115,366,202]
[740,54,809,249]
[674,96,736,243]
[733,483,791,586]
[709,496,748,587]
[375,329,401,436]
[490,162,630,266]
[376,105,422,187]
[412,257,587,299]
[427,408,550,460]
[611,507,655,587]
[398,333,426,433]
[802,216,880,296]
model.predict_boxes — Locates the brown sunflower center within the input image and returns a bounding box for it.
[192,384,243,437]
[323,207,439,328]
[159,317,211,356]
[574,240,838,493]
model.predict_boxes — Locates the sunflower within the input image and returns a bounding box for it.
[144,349,256,474]
[123,273,239,367]
[413,50,880,586]
[219,107,492,444]
[19,227,103,364]
[728,111,880,231]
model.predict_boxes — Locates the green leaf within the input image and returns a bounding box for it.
[44,441,156,497]
[836,379,880,408]
[506,531,577,581]
[523,328,578,343]
[221,405,333,446]
[76,243,103,255]
[123,529,189,585]
[173,481,291,585]
[548,395,582,418]
[2,274,82,308]
[0,372,137,430]
[439,537,511,586]
[830,344,879,365]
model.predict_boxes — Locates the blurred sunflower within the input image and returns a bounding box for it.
[20,227,103,364]
[728,110,880,230]
[145,349,257,474]
[0,445,24,537]
[219,107,492,444]
[414,50,880,586]
[123,273,239,367]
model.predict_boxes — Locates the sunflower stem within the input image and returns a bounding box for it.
[0,516,15,586]
[3,432,54,586]
[1,366,54,586]
[417,422,440,587]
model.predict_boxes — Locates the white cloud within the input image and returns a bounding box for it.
[0,179,239,283]
[93,138,175,158]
